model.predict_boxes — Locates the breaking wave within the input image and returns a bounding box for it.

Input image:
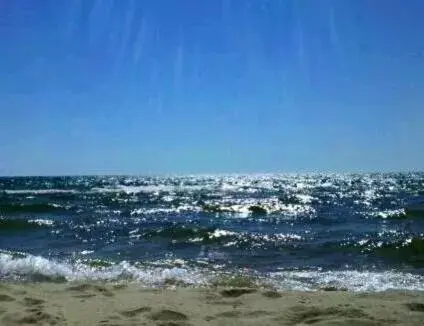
[1,251,424,292]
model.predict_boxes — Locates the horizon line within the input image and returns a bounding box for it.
[0,170,423,178]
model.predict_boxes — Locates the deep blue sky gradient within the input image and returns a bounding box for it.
[1,0,424,175]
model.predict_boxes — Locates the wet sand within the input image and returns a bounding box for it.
[0,282,424,325]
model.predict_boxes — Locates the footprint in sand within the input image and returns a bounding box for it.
[67,284,114,297]
[278,305,377,325]
[0,294,15,302]
[120,306,152,318]
[215,310,241,318]
[98,316,127,326]
[405,302,424,312]
[220,288,257,298]
[148,309,189,323]
[245,310,275,317]
[23,297,45,306]
[262,290,282,298]
[2,309,64,326]
[211,309,274,320]
[204,292,242,305]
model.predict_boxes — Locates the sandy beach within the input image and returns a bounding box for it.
[0,282,423,326]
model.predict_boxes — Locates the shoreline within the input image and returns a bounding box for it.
[0,282,424,325]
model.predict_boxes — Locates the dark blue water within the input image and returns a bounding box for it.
[1,173,424,291]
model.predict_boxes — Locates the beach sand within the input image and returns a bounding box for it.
[0,282,424,325]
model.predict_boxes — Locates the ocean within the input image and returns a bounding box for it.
[1,173,424,291]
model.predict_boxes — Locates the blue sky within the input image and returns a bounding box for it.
[1,0,423,175]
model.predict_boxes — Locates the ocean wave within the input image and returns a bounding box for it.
[92,184,214,195]
[405,202,424,218]
[127,199,314,217]
[1,252,424,291]
[268,270,424,292]
[87,176,331,197]
[0,252,209,286]
[370,209,406,219]
[4,189,79,195]
[136,225,304,248]
[340,236,424,267]
[27,219,55,226]
[130,205,201,216]
[0,203,63,214]
[189,231,304,249]
[371,237,424,267]
[142,226,216,241]
[0,218,52,231]
[201,198,315,217]
[362,203,424,219]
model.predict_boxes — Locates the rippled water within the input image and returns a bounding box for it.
[1,173,424,291]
